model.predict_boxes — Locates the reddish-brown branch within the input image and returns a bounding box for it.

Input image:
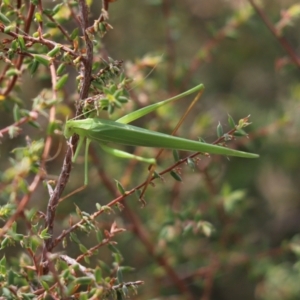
[181,9,252,90]
[0,173,42,238]
[41,0,95,273]
[123,202,195,300]
[0,112,38,136]
[3,2,35,96]
[248,0,300,69]
[89,146,195,300]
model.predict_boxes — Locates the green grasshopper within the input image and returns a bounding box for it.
[64,84,259,185]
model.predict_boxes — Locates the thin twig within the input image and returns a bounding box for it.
[0,173,42,238]
[248,0,300,68]
[41,0,94,273]
[2,2,35,96]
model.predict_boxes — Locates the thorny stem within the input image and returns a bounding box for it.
[0,66,59,240]
[41,0,95,273]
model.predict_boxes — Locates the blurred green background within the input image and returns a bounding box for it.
[1,0,300,299]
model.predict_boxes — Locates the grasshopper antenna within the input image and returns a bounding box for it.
[127,53,164,92]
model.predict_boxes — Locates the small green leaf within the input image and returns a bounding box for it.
[75,204,82,217]
[70,232,81,244]
[234,129,247,137]
[45,22,57,28]
[228,114,236,129]
[0,237,10,249]
[170,170,182,182]
[0,256,7,273]
[6,68,21,76]
[57,63,66,76]
[70,28,79,40]
[4,25,13,33]
[29,60,40,75]
[11,40,18,50]
[94,268,102,283]
[61,269,71,280]
[95,203,102,211]
[187,157,195,171]
[7,270,15,285]
[47,45,62,57]
[28,120,40,129]
[96,230,103,243]
[172,149,180,162]
[112,252,123,264]
[115,179,126,195]
[35,12,43,22]
[108,244,120,254]
[39,227,51,240]
[117,267,123,283]
[43,32,51,38]
[0,12,11,25]
[52,3,64,15]
[33,54,50,66]
[118,96,129,103]
[11,234,23,242]
[47,120,60,135]
[108,103,114,115]
[122,286,128,297]
[13,104,21,122]
[41,280,49,291]
[74,276,94,285]
[11,222,17,232]
[17,36,26,51]
[217,122,223,138]
[55,74,69,90]
[79,244,88,253]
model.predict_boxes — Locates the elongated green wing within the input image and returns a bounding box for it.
[65,118,259,158]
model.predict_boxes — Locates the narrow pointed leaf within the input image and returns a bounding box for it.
[217,122,223,138]
[228,114,236,129]
[170,170,182,182]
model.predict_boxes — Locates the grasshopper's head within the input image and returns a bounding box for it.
[64,119,74,139]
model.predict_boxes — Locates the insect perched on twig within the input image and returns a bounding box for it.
[64,83,259,194]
